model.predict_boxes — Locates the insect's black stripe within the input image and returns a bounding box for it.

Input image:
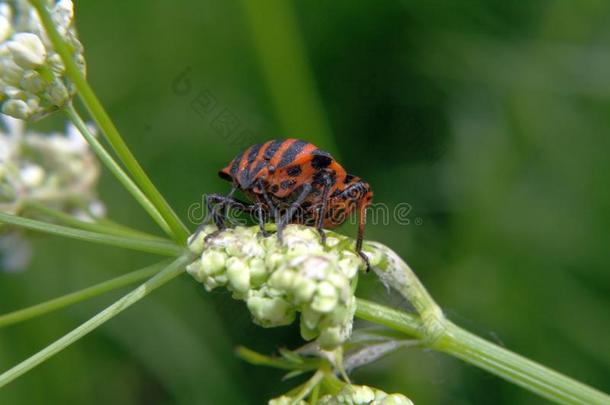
[248,160,266,182]
[278,139,308,168]
[229,151,243,177]
[263,140,283,161]
[234,145,254,186]
[238,143,267,187]
[247,143,263,165]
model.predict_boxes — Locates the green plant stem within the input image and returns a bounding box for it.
[434,321,609,405]
[358,239,610,405]
[29,0,189,243]
[0,255,191,388]
[0,211,182,256]
[355,299,609,404]
[64,104,172,237]
[0,260,171,328]
[23,200,165,241]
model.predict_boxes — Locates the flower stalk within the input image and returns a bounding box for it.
[0,211,182,256]
[28,0,189,243]
[64,103,173,237]
[0,259,172,328]
[0,254,191,388]
[22,199,163,240]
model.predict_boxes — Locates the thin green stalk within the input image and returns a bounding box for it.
[29,0,189,243]
[23,200,166,241]
[95,217,163,240]
[0,255,191,388]
[0,260,171,328]
[64,104,172,237]
[290,369,325,405]
[355,298,423,339]
[0,211,182,256]
[235,346,300,371]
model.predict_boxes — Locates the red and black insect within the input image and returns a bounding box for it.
[204,139,373,267]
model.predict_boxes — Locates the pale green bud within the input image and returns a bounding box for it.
[268,268,297,291]
[185,259,205,283]
[381,394,414,405]
[319,385,414,405]
[268,395,306,405]
[200,250,227,277]
[247,294,295,327]
[311,281,339,313]
[248,257,267,287]
[293,276,317,303]
[226,257,250,293]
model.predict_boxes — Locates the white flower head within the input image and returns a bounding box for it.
[188,225,365,349]
[0,0,85,120]
[1,113,103,271]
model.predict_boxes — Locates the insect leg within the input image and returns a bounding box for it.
[196,187,249,242]
[254,203,272,237]
[355,199,371,272]
[276,183,312,243]
[255,179,275,236]
[315,174,333,245]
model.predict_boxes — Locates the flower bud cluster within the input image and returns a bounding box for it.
[1,0,85,119]
[268,385,413,405]
[187,224,364,349]
[318,385,414,405]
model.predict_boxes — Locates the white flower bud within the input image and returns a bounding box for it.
[1,0,85,120]
[8,33,46,68]
[20,164,45,188]
[2,99,28,119]
[0,12,11,43]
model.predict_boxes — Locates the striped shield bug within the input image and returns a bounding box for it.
[203,139,373,269]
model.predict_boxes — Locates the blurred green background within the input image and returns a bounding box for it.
[2,0,610,403]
